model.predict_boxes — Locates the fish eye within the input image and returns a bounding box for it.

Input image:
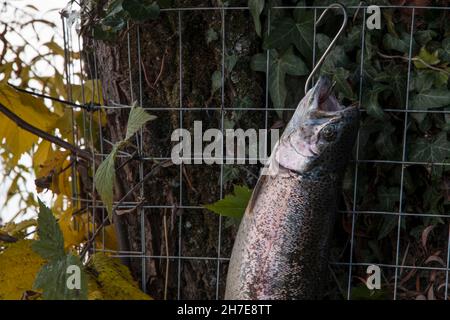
[321,125,337,141]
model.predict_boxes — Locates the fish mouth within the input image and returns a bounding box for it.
[312,76,357,114]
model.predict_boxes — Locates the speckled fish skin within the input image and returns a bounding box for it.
[225,76,359,300]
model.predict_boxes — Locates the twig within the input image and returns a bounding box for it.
[0,102,92,161]
[163,212,169,300]
[0,232,18,243]
[152,49,167,88]
[140,57,153,90]
[8,83,100,111]
[378,51,450,75]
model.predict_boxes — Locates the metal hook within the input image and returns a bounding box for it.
[304,3,348,94]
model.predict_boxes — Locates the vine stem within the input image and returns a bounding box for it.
[378,51,450,75]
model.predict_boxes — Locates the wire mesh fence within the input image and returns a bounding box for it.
[62,3,450,300]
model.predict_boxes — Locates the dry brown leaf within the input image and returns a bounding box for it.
[427,285,435,300]
[421,225,435,251]
[424,255,446,267]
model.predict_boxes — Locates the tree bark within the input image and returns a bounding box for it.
[85,0,265,299]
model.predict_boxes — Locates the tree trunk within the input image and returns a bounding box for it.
[85,0,265,299]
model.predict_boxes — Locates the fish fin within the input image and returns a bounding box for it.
[245,174,267,216]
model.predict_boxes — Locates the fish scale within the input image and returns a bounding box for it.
[225,77,359,300]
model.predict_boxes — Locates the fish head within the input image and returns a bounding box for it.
[274,76,359,174]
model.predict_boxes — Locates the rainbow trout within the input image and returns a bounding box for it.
[225,76,359,300]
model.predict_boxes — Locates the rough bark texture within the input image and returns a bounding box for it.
[85,0,265,299]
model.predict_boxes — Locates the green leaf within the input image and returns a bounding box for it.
[204,185,252,218]
[94,105,155,217]
[250,51,271,73]
[157,0,172,8]
[280,47,309,76]
[415,30,437,46]
[375,123,397,159]
[32,199,65,261]
[206,28,218,44]
[411,90,450,110]
[264,16,313,60]
[123,0,160,21]
[102,14,126,32]
[376,186,400,212]
[251,48,307,115]
[106,0,125,17]
[211,70,222,95]
[269,57,286,112]
[378,215,398,240]
[125,104,156,140]
[364,84,389,120]
[248,0,264,37]
[409,132,450,163]
[413,46,440,69]
[94,145,119,216]
[440,37,450,62]
[383,32,414,54]
[374,67,406,107]
[34,254,87,300]
[351,284,387,300]
[332,67,354,100]
[225,54,238,74]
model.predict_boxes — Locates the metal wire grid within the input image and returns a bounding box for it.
[61,4,450,300]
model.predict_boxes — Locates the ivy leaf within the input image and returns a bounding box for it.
[375,122,397,159]
[364,84,389,120]
[332,67,354,100]
[251,48,308,116]
[413,47,440,69]
[33,254,87,300]
[264,16,313,60]
[102,14,126,32]
[204,185,252,218]
[376,186,400,212]
[122,0,160,22]
[157,0,172,8]
[440,37,450,62]
[248,0,264,37]
[94,145,119,216]
[211,70,222,95]
[32,199,65,261]
[409,132,450,163]
[280,47,308,76]
[250,51,273,72]
[125,104,156,140]
[225,54,238,74]
[383,32,415,54]
[415,30,437,46]
[374,66,406,107]
[206,28,218,44]
[411,89,450,110]
[378,215,398,240]
[269,57,286,113]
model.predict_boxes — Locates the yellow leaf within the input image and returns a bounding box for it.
[35,150,71,195]
[0,240,45,299]
[414,47,440,69]
[0,84,59,131]
[59,209,86,249]
[0,84,60,167]
[2,219,37,239]
[93,223,119,251]
[87,253,152,300]
[33,140,54,171]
